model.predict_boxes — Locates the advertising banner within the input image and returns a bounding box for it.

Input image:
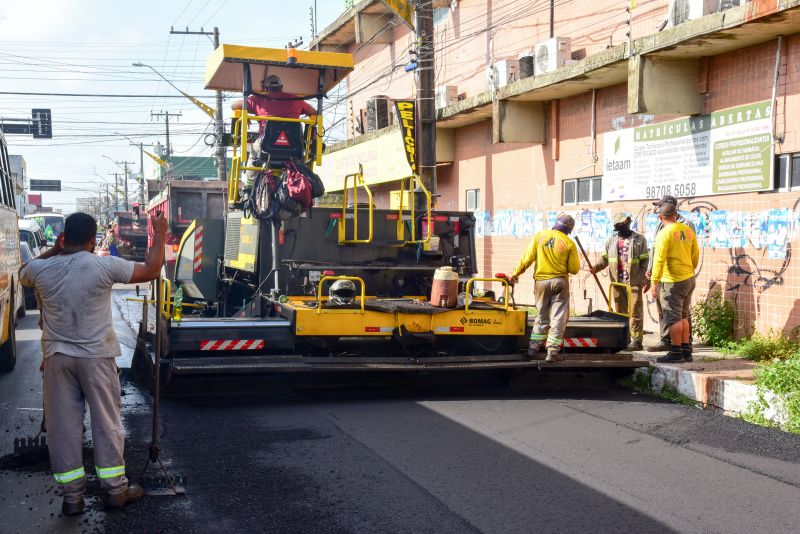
[603,100,773,201]
[395,100,417,174]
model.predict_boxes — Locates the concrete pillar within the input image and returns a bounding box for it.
[492,100,546,144]
[628,55,701,115]
[436,128,454,163]
[356,13,393,45]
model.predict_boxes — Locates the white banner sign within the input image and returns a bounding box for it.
[603,100,774,201]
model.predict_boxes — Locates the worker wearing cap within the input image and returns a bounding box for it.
[589,212,649,351]
[231,74,317,186]
[650,202,699,363]
[646,195,696,353]
[509,214,579,361]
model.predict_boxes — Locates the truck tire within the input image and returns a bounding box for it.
[0,310,17,372]
[16,299,26,319]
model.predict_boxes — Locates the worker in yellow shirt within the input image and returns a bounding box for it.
[650,202,700,363]
[509,214,579,361]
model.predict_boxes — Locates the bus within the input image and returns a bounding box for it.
[24,212,65,244]
[0,132,22,371]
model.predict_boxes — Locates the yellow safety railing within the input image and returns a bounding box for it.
[316,275,366,314]
[338,165,374,244]
[464,277,510,314]
[608,282,632,319]
[396,174,432,246]
[228,107,323,205]
[160,278,173,319]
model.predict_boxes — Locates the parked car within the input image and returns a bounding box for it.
[18,219,47,257]
[19,241,36,311]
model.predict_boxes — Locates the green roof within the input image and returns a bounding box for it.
[167,157,232,179]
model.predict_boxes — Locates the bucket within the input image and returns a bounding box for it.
[431,266,458,308]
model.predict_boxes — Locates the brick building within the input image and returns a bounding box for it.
[312,0,800,336]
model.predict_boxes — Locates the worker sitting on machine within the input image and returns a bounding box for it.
[231,74,317,179]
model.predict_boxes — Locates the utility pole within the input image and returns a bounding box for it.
[130,142,155,207]
[150,111,182,163]
[170,26,227,182]
[108,172,120,212]
[415,0,436,193]
[115,160,135,211]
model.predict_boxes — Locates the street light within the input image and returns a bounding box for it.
[133,61,227,182]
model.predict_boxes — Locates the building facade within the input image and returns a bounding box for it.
[313,0,800,336]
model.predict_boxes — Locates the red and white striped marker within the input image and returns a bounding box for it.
[200,339,265,351]
[193,226,204,272]
[564,338,598,348]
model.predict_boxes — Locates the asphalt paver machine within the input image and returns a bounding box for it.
[131,44,647,389]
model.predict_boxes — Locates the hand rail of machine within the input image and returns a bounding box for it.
[228,109,323,205]
[316,275,367,314]
[464,277,510,314]
[158,277,173,319]
[608,282,632,319]
[397,174,432,246]
[339,164,374,244]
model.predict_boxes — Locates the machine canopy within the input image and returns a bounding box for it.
[204,44,354,97]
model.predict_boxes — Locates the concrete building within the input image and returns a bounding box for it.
[312,0,800,336]
[8,154,33,216]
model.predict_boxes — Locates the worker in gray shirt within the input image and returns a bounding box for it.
[645,195,697,354]
[20,212,167,515]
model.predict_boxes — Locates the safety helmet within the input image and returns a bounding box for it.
[329,279,357,306]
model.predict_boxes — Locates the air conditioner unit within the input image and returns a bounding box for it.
[366,95,391,132]
[533,37,572,76]
[494,59,518,88]
[667,0,714,28]
[435,86,458,109]
[718,0,748,11]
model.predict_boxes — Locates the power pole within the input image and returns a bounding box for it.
[151,111,182,167]
[415,0,436,193]
[114,160,135,211]
[170,26,227,182]
[130,142,155,207]
[108,172,120,212]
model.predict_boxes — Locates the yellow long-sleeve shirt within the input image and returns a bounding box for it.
[651,221,699,283]
[512,229,580,281]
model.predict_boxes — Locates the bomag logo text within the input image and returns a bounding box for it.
[462,317,492,325]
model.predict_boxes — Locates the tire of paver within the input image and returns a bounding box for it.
[0,307,17,372]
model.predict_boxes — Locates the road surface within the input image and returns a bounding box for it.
[0,288,799,533]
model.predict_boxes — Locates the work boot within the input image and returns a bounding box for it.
[527,342,544,359]
[104,483,144,510]
[682,343,693,362]
[62,496,85,516]
[656,347,685,363]
[646,339,671,352]
[627,339,643,351]
[545,348,563,362]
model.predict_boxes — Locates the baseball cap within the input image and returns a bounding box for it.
[652,194,677,206]
[264,74,282,89]
[659,202,678,218]
[612,212,631,225]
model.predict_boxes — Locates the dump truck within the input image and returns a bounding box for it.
[113,211,148,262]
[131,44,647,391]
[147,180,226,279]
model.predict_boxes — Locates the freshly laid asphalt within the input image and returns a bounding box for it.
[1,288,799,533]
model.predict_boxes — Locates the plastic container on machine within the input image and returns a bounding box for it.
[431,266,458,308]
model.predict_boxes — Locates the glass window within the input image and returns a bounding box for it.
[577,178,592,203]
[563,180,576,204]
[792,154,800,189]
[466,188,479,211]
[776,155,789,190]
[592,177,602,202]
[433,7,450,26]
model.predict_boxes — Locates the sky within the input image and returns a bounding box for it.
[0,0,348,213]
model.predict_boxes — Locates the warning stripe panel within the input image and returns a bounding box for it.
[200,339,265,351]
[434,326,465,333]
[564,338,598,348]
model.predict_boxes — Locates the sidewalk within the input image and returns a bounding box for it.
[630,334,782,422]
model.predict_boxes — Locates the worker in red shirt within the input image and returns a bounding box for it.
[232,74,317,186]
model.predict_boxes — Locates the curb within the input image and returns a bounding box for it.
[632,354,786,425]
